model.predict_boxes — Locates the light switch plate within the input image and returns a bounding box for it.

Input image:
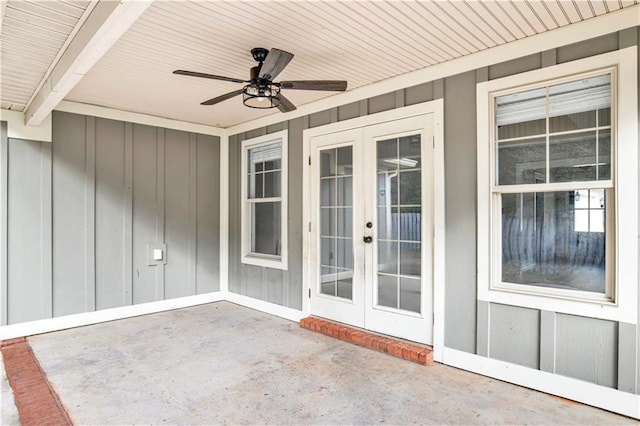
[147,243,167,266]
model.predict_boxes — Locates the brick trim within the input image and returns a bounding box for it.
[1,337,73,425]
[300,317,433,365]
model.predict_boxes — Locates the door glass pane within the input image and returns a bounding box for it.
[320,266,337,296]
[400,278,421,313]
[400,242,421,276]
[378,241,398,274]
[319,146,353,300]
[377,275,398,309]
[399,207,420,241]
[376,135,422,312]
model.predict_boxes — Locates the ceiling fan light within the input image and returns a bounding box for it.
[242,83,281,109]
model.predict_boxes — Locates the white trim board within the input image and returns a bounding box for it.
[219,133,230,293]
[224,292,306,323]
[442,348,640,420]
[0,292,225,341]
[0,110,52,142]
[227,5,640,135]
[55,101,226,137]
[0,290,306,340]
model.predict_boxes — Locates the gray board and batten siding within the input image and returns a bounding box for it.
[0,111,220,325]
[229,27,640,394]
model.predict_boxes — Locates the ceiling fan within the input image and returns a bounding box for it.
[173,47,348,113]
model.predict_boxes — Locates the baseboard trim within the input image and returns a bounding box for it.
[224,292,305,322]
[0,292,225,340]
[442,347,640,419]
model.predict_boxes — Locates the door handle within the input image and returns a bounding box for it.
[363,236,373,244]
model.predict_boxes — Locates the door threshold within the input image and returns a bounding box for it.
[299,316,433,365]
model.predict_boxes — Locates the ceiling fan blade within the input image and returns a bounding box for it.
[201,89,244,106]
[259,48,294,81]
[174,70,247,84]
[277,94,297,113]
[279,80,347,91]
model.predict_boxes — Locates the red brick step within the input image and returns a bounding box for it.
[1,337,73,426]
[299,317,433,365]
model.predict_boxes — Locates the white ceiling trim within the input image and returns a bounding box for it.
[24,0,152,126]
[227,4,640,135]
[21,1,98,120]
[55,100,225,137]
[0,109,52,142]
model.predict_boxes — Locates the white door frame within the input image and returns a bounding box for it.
[302,100,445,360]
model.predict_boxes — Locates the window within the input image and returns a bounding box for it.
[241,130,288,269]
[494,71,614,301]
[477,48,638,322]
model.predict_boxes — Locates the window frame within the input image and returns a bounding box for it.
[240,130,288,270]
[476,48,638,322]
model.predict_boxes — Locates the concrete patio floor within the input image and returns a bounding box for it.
[3,301,639,424]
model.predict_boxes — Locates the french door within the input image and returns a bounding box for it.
[309,114,434,344]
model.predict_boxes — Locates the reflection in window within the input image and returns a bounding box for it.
[376,135,422,313]
[574,189,605,233]
[493,71,613,300]
[501,191,606,294]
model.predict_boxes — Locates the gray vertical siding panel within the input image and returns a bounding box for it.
[0,122,8,325]
[539,310,556,373]
[556,314,618,388]
[617,322,637,393]
[40,143,52,320]
[196,135,220,293]
[265,268,284,304]
[287,118,304,310]
[541,49,557,67]
[156,129,166,299]
[267,122,285,134]
[188,133,198,295]
[228,134,241,295]
[368,92,396,114]
[338,102,361,121]
[309,110,333,128]
[52,111,89,316]
[94,118,126,310]
[489,304,540,369]
[489,53,541,80]
[618,27,637,49]
[123,123,134,305]
[84,117,96,312]
[164,129,191,299]
[443,71,477,353]
[557,33,619,64]
[404,82,434,106]
[132,124,161,304]
[242,264,263,300]
[7,138,51,323]
[476,300,489,357]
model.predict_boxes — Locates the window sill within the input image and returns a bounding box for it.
[478,283,628,322]
[241,253,288,270]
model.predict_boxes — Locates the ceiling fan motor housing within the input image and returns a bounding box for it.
[251,47,269,63]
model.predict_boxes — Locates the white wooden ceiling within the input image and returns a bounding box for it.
[1,0,639,128]
[1,0,93,111]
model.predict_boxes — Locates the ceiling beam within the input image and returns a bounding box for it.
[24,0,152,126]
